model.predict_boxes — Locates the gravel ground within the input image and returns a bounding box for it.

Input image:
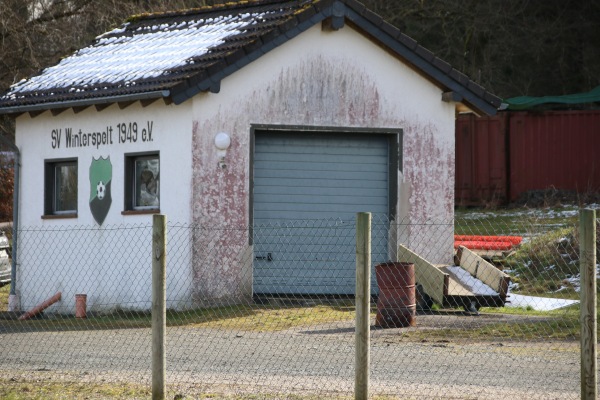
[0,312,583,399]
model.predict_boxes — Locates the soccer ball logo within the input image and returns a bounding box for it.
[90,156,112,226]
[97,181,106,200]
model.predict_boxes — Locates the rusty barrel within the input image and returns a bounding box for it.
[375,262,416,328]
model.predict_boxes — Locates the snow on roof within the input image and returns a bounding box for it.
[0,0,310,108]
[8,14,263,96]
[0,0,502,115]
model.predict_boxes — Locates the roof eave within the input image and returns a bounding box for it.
[0,90,171,116]
[459,95,499,116]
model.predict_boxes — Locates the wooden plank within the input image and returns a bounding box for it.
[397,244,447,305]
[457,246,510,298]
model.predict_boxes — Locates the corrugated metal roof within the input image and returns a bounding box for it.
[0,0,501,115]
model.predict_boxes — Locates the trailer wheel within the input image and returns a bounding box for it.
[416,284,434,311]
[463,301,480,315]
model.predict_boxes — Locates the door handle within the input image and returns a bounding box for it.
[255,252,273,261]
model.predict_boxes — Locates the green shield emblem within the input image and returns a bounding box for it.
[89,156,112,225]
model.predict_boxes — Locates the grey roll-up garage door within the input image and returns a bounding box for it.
[253,131,390,295]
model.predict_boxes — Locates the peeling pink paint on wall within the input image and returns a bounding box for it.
[401,123,455,259]
[262,56,382,127]
[190,53,455,305]
[404,123,455,220]
[190,116,251,305]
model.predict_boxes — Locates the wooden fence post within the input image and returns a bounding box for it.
[355,212,371,400]
[152,214,167,400]
[580,208,597,400]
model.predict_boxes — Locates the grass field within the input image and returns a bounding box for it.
[0,283,8,310]
[456,205,599,296]
[454,205,580,237]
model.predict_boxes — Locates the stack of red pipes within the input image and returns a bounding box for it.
[454,235,522,251]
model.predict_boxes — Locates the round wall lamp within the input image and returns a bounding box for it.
[214,132,231,169]
[214,132,231,151]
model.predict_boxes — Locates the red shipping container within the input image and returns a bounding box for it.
[455,113,508,206]
[508,110,600,202]
[456,110,600,206]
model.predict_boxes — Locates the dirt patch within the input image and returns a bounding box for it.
[369,310,556,342]
[296,309,559,342]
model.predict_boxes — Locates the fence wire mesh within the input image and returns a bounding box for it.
[0,209,597,399]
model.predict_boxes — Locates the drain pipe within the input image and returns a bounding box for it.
[0,133,20,311]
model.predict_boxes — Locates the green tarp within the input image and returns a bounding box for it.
[503,86,600,110]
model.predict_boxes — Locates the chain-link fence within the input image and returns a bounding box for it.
[0,209,596,399]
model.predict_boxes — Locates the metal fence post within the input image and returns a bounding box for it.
[152,214,167,400]
[580,208,597,400]
[355,212,371,400]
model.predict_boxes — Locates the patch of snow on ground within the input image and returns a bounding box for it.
[459,205,582,220]
[506,293,579,311]
[557,265,600,293]
[504,264,600,311]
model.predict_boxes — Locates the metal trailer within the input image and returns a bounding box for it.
[398,244,511,313]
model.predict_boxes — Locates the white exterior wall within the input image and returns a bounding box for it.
[14,102,195,312]
[12,23,460,311]
[190,24,456,304]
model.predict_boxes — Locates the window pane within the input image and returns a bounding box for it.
[55,163,77,212]
[134,157,159,208]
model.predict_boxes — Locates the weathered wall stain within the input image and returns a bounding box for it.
[401,123,455,259]
[190,51,455,304]
[264,56,381,126]
[191,114,251,305]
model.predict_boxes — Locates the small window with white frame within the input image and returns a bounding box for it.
[44,159,78,216]
[124,153,159,212]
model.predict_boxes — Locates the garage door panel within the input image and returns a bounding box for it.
[253,168,387,181]
[255,145,387,167]
[255,136,387,152]
[254,160,387,173]
[255,263,356,276]
[254,185,389,197]
[255,242,355,257]
[255,210,388,222]
[253,131,390,295]
[254,193,389,207]
[254,178,387,190]
[255,202,388,214]
[254,149,387,162]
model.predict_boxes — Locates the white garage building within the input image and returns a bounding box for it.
[0,0,500,312]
